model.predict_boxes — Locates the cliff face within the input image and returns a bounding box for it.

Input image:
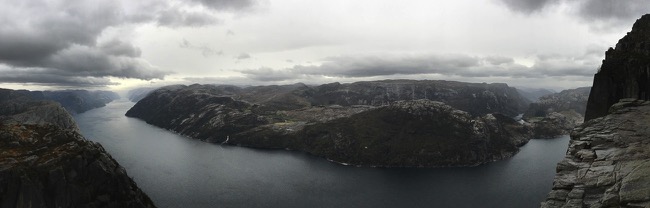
[307,80,529,117]
[585,14,650,121]
[0,89,155,207]
[1,89,120,114]
[127,83,533,167]
[288,100,530,167]
[541,99,650,207]
[542,14,650,207]
[523,87,591,138]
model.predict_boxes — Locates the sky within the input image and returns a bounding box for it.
[0,0,649,91]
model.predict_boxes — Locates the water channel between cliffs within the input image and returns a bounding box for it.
[75,100,569,208]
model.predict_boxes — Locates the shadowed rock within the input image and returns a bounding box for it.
[585,14,650,121]
[523,87,590,138]
[126,82,533,167]
[0,89,155,207]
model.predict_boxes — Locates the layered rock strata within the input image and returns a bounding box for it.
[541,99,650,207]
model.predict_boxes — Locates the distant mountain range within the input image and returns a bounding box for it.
[126,80,534,167]
[6,89,120,114]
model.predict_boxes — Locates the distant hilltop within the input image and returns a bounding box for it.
[1,89,120,114]
[125,80,535,167]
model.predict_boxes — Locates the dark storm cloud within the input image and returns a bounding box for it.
[99,40,142,58]
[497,0,559,13]
[497,0,650,25]
[577,0,650,22]
[0,67,118,87]
[240,54,598,82]
[0,0,257,87]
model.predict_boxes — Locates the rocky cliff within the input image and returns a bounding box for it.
[541,99,650,207]
[126,83,533,167]
[305,80,529,117]
[523,87,591,138]
[6,89,120,114]
[0,89,155,207]
[585,14,650,121]
[277,100,530,167]
[542,14,650,207]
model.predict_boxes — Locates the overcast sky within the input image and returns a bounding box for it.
[0,0,649,91]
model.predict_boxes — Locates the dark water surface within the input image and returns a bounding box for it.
[74,100,570,208]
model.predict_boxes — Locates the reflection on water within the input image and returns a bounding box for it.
[75,100,569,208]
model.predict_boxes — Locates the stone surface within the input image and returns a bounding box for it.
[0,89,155,207]
[541,99,650,207]
[126,83,533,167]
[585,14,650,121]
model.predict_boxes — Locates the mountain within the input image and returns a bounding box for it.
[523,87,591,138]
[0,89,155,207]
[8,89,120,114]
[127,87,157,102]
[542,14,650,207]
[234,100,530,167]
[516,87,555,102]
[585,14,650,121]
[126,81,533,167]
[304,80,529,117]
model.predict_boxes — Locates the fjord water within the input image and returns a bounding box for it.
[75,100,569,208]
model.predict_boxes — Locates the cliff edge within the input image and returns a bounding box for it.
[585,14,650,121]
[542,14,650,207]
[541,99,650,207]
[0,89,155,207]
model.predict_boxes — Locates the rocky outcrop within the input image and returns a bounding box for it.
[526,111,583,139]
[585,14,650,121]
[0,89,155,207]
[3,89,120,114]
[284,100,531,167]
[541,99,650,207]
[542,14,650,207]
[127,83,533,167]
[523,87,590,138]
[126,85,267,142]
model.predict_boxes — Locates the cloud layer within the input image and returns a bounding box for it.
[0,0,257,87]
[240,52,600,82]
[498,0,650,28]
